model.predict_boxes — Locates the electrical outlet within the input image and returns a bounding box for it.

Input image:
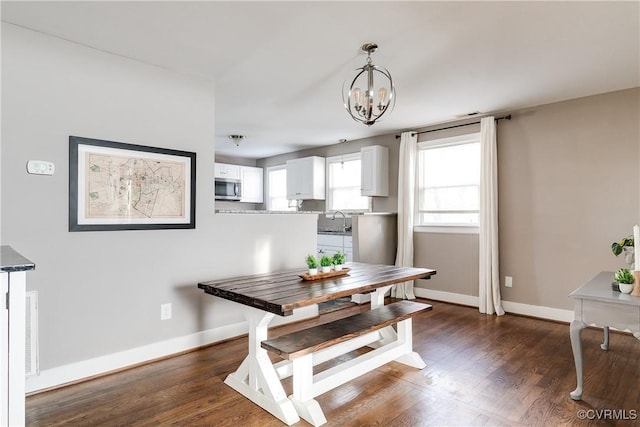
[505,276,513,288]
[160,303,172,320]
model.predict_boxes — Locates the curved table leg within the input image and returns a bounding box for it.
[600,326,609,351]
[570,319,586,400]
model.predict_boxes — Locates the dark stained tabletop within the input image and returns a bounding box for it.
[198,262,436,316]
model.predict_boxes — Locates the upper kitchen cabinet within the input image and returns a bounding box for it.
[361,145,389,197]
[214,162,241,180]
[240,166,264,203]
[286,156,325,200]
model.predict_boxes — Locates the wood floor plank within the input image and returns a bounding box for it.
[26,299,640,426]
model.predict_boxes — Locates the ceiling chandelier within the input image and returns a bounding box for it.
[228,135,244,147]
[343,43,395,126]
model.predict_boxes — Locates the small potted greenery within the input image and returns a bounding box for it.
[306,254,318,275]
[614,268,635,294]
[332,251,346,272]
[320,255,333,273]
[612,236,635,268]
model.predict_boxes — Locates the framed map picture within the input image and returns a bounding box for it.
[69,136,196,231]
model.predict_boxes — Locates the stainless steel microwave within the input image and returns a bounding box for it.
[215,177,242,201]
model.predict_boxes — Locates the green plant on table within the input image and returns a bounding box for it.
[305,254,318,269]
[614,268,635,284]
[320,255,333,267]
[611,236,634,256]
[332,251,346,265]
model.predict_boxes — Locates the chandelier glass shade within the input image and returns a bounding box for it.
[343,43,395,126]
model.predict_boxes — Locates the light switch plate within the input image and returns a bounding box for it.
[27,160,55,175]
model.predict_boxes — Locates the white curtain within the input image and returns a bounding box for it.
[393,131,418,299]
[479,117,505,315]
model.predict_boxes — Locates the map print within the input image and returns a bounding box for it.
[86,152,185,219]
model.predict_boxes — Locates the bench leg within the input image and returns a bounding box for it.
[368,320,426,370]
[224,308,300,426]
[393,319,426,369]
[290,354,327,427]
[368,319,427,369]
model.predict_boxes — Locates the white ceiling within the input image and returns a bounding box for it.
[2,1,638,159]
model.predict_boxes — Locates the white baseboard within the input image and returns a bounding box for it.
[26,305,318,394]
[414,288,573,323]
[414,288,479,307]
[501,300,573,323]
[26,321,247,394]
[27,296,573,395]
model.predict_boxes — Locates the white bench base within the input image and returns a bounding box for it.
[224,284,426,426]
[290,318,423,426]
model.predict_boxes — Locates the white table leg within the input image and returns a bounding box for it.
[370,285,392,308]
[224,308,299,425]
[570,319,586,400]
[368,285,395,347]
[600,326,609,351]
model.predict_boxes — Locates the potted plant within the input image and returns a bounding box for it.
[612,236,635,269]
[332,251,346,272]
[614,268,635,294]
[306,254,318,275]
[320,255,333,273]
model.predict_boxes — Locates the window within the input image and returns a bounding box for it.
[326,153,370,212]
[266,165,295,211]
[416,133,480,227]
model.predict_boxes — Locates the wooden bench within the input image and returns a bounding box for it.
[261,300,432,426]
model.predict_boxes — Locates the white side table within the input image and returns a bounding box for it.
[569,271,640,400]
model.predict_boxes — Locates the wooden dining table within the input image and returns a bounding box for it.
[198,262,436,425]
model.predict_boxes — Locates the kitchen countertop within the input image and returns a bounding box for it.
[0,246,35,272]
[317,230,352,236]
[215,210,322,214]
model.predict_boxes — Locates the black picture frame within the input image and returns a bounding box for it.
[69,136,196,232]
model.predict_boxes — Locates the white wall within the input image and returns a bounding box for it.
[1,24,317,391]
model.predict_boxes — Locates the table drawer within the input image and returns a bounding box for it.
[582,300,640,331]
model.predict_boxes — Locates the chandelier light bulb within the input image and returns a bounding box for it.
[352,87,361,105]
[378,87,388,105]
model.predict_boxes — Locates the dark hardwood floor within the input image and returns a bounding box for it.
[26,300,640,426]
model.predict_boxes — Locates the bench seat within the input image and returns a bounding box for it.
[261,299,432,426]
[262,300,432,360]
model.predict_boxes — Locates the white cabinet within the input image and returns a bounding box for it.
[240,166,264,203]
[214,163,241,180]
[317,234,353,262]
[286,156,325,200]
[1,247,35,427]
[361,145,389,197]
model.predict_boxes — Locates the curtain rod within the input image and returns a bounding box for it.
[394,114,511,139]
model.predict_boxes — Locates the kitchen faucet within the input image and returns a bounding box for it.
[331,210,349,232]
